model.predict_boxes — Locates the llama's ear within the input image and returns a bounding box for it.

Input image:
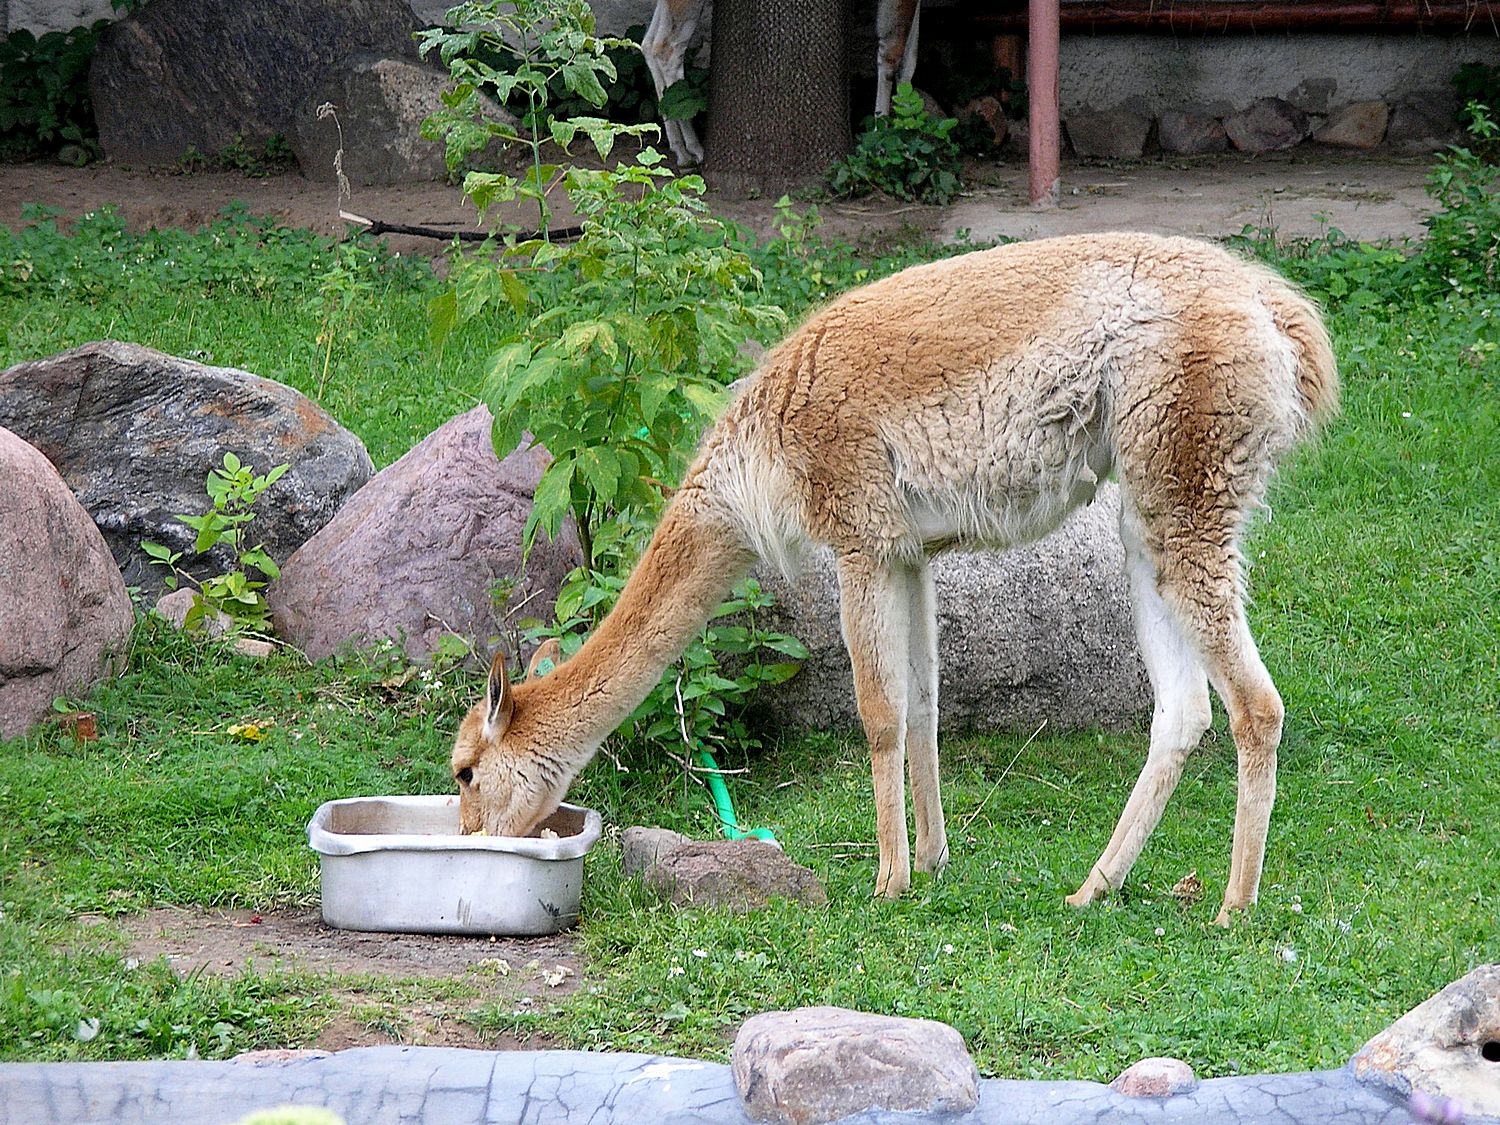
[525,638,563,681]
[483,651,514,737]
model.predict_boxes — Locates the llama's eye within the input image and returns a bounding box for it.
[456,767,474,786]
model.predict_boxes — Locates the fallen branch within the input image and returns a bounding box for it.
[339,210,584,244]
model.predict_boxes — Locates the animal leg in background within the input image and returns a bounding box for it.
[904,558,948,876]
[875,0,921,115]
[642,0,706,164]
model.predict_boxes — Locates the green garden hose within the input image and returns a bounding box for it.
[696,749,776,843]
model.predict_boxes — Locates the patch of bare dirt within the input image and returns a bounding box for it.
[0,148,1434,258]
[0,156,936,259]
[88,907,584,1051]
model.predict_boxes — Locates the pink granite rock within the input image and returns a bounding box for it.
[269,406,582,663]
[1110,1056,1199,1098]
[733,1006,978,1124]
[0,427,133,740]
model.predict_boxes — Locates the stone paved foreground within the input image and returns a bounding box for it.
[4,1046,1494,1125]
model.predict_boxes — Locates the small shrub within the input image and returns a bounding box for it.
[0,22,106,159]
[828,83,963,205]
[1422,102,1500,295]
[1453,63,1500,136]
[143,453,289,635]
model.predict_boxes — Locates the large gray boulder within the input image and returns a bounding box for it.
[1385,103,1457,153]
[1224,97,1312,152]
[291,52,485,185]
[732,1007,979,1124]
[1065,105,1153,159]
[89,0,423,165]
[0,342,374,598]
[1313,100,1390,150]
[1158,109,1229,155]
[751,484,1149,734]
[0,427,133,741]
[269,406,583,663]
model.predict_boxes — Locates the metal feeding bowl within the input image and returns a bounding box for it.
[306,795,602,936]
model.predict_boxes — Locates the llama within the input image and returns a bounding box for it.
[640,0,921,165]
[451,232,1338,924]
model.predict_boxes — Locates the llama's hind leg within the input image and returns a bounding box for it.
[905,560,948,876]
[1068,511,1212,907]
[1153,531,1283,926]
[837,552,914,898]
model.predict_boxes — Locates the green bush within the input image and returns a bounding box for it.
[143,454,290,636]
[828,84,963,205]
[1422,102,1500,296]
[0,22,106,159]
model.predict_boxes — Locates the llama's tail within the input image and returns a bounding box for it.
[1269,281,1341,433]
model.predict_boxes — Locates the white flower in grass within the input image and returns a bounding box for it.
[691,948,708,959]
[669,963,685,977]
[1278,946,1299,963]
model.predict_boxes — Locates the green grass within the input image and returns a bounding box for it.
[1,207,1496,1074]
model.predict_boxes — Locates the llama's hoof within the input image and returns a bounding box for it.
[875,870,911,900]
[1213,900,1251,927]
[1065,875,1110,908]
[915,845,950,877]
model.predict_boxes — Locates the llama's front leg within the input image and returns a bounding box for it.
[905,560,948,876]
[837,552,913,899]
[1068,514,1211,907]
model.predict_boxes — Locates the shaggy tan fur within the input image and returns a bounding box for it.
[452,232,1338,924]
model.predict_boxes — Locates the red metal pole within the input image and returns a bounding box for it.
[1028,0,1061,207]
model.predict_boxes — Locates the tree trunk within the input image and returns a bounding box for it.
[705,0,852,195]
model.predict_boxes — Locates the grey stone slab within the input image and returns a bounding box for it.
[3,1048,1498,1125]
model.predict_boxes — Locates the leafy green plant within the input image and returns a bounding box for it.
[422,0,783,570]
[306,239,379,397]
[1421,101,1500,296]
[420,0,800,769]
[143,454,290,634]
[418,0,654,236]
[828,83,963,205]
[1453,63,1500,136]
[0,22,106,159]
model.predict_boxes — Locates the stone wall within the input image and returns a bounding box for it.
[3,0,111,35]
[1058,31,1497,117]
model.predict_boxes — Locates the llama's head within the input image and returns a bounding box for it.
[450,641,572,838]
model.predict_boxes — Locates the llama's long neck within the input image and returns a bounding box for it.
[517,488,756,758]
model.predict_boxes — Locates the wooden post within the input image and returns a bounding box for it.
[1028,0,1061,208]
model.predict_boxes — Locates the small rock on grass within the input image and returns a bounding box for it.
[621,827,693,876]
[624,830,826,911]
[1111,1056,1199,1098]
[155,589,233,637]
